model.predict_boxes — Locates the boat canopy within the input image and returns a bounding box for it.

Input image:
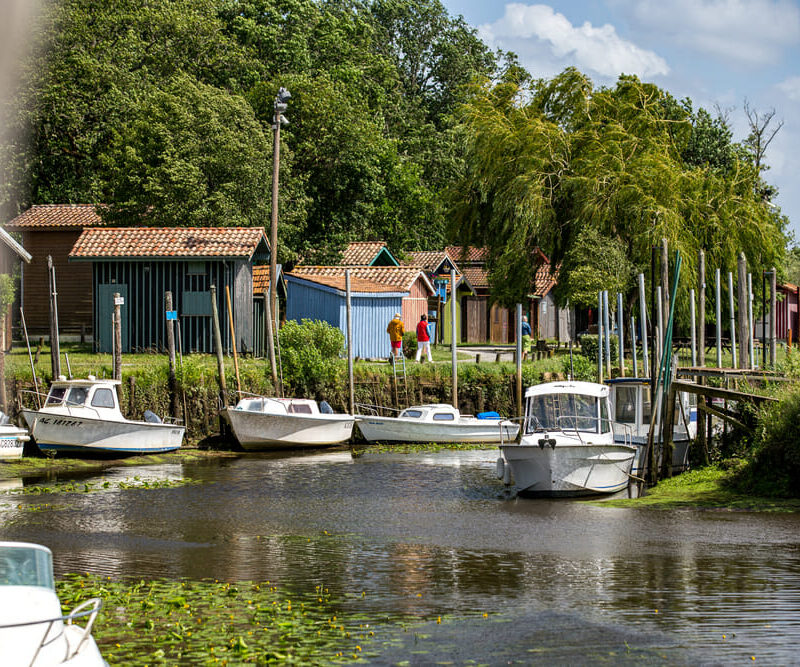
[524,381,608,399]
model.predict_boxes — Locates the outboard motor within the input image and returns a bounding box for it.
[143,410,162,424]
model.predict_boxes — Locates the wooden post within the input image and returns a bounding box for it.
[697,377,709,465]
[661,381,677,479]
[450,269,458,409]
[113,292,122,381]
[737,253,749,369]
[516,304,523,419]
[661,238,669,343]
[698,250,706,368]
[617,292,625,377]
[597,291,604,382]
[346,270,355,416]
[209,285,228,408]
[715,269,722,367]
[727,271,737,368]
[47,256,61,379]
[263,288,279,392]
[225,285,242,395]
[603,290,611,378]
[630,315,638,378]
[165,291,178,419]
[748,273,754,368]
[770,268,777,366]
[690,288,697,367]
[128,375,136,418]
[638,273,649,374]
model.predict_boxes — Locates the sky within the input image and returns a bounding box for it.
[440,0,800,244]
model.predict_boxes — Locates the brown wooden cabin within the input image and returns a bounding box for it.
[4,204,105,338]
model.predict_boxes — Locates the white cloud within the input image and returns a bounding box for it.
[778,76,800,101]
[479,4,669,79]
[620,0,800,65]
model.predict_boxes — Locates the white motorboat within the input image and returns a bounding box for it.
[21,377,184,455]
[606,377,697,476]
[221,396,355,450]
[0,541,105,666]
[355,404,519,443]
[0,412,30,460]
[498,381,636,497]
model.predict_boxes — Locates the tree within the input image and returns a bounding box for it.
[448,69,786,313]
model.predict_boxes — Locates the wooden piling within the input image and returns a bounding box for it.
[47,256,61,379]
[209,285,228,409]
[225,285,241,395]
[770,269,777,366]
[165,291,178,419]
[698,250,706,368]
[113,292,122,381]
[737,253,749,369]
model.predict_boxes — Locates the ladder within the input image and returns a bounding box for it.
[391,353,409,407]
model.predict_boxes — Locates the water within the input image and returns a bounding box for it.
[2,449,800,664]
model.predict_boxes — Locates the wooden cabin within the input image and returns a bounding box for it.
[69,227,269,354]
[284,272,406,359]
[0,227,32,347]
[339,241,399,267]
[4,204,105,338]
[251,264,287,356]
[754,282,799,343]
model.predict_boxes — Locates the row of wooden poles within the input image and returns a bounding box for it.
[595,243,779,381]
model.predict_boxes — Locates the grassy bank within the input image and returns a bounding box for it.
[601,464,800,512]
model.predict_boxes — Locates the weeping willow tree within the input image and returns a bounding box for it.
[447,67,787,315]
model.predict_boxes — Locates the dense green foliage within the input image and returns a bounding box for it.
[3,0,499,263]
[448,69,787,315]
[278,318,346,396]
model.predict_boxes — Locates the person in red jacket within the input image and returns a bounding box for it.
[415,313,433,363]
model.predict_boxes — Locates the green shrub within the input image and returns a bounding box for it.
[562,353,597,382]
[579,334,618,362]
[278,319,346,396]
[402,331,417,359]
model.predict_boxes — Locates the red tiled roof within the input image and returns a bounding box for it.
[287,272,398,293]
[400,250,461,274]
[461,265,488,289]
[340,241,387,265]
[445,245,488,264]
[532,262,558,298]
[70,227,268,259]
[291,265,434,294]
[5,204,106,230]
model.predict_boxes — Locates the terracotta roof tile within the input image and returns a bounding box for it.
[70,227,268,259]
[445,245,488,264]
[399,250,461,274]
[532,262,558,298]
[287,272,398,293]
[291,265,434,294]
[461,265,488,289]
[341,241,387,265]
[5,204,106,230]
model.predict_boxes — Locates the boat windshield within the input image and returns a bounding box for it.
[45,387,66,406]
[401,410,422,418]
[66,387,89,406]
[525,393,606,434]
[0,545,54,589]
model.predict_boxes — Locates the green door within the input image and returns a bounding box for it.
[97,284,129,353]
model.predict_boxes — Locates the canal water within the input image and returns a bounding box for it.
[2,449,800,664]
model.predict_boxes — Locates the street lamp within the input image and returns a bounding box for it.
[269,87,290,392]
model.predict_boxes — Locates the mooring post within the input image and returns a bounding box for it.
[737,254,749,369]
[47,255,61,379]
[113,292,122,382]
[770,268,777,367]
[165,291,178,419]
[617,292,625,377]
[661,381,677,479]
[602,290,611,378]
[656,285,664,371]
[698,250,706,368]
[516,304,523,419]
[630,315,638,378]
[661,238,669,338]
[263,288,278,392]
[346,270,355,416]
[225,285,242,396]
[451,269,458,409]
[690,288,697,367]
[209,285,228,411]
[638,273,649,374]
[747,271,754,369]
[715,269,722,368]
[597,291,604,382]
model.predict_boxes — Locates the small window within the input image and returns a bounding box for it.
[91,388,116,409]
[288,403,313,414]
[432,412,455,421]
[187,261,206,275]
[45,387,66,406]
[66,387,88,406]
[614,386,637,424]
[402,410,422,418]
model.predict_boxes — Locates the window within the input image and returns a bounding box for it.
[432,412,455,421]
[91,388,116,409]
[526,393,600,433]
[187,261,206,275]
[66,387,88,406]
[45,387,66,406]
[402,410,423,418]
[614,386,637,424]
[288,402,313,414]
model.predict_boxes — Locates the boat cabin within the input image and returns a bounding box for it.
[523,382,611,435]
[41,377,124,419]
[233,397,333,416]
[606,378,697,441]
[398,404,462,421]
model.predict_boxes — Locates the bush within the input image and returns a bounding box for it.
[402,331,417,359]
[561,353,597,382]
[579,334,618,362]
[731,388,800,498]
[278,319,346,396]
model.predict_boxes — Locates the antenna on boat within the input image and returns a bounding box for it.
[568,338,574,381]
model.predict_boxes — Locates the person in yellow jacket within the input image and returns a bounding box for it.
[386,313,404,362]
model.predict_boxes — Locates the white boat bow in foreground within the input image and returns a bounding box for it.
[0,412,30,460]
[498,381,635,497]
[0,541,105,666]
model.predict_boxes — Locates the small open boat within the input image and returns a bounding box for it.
[498,381,636,497]
[0,541,105,666]
[355,404,519,443]
[21,376,184,455]
[0,412,29,460]
[221,396,355,450]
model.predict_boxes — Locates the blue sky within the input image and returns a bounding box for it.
[441,0,800,244]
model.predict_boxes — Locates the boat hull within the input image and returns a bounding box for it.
[222,408,355,449]
[501,442,636,497]
[356,416,519,444]
[21,410,184,455]
[0,426,28,460]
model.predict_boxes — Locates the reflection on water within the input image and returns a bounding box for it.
[1,449,800,663]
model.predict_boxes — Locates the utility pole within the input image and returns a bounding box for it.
[269,87,291,386]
